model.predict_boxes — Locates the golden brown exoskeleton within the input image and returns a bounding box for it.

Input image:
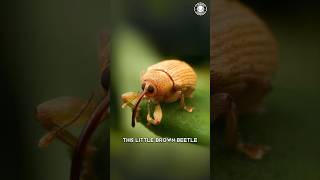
[121,60,197,127]
[212,0,277,159]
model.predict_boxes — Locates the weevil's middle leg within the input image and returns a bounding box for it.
[180,93,193,112]
[146,102,162,127]
[213,93,270,160]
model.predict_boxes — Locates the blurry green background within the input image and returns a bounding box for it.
[3,0,109,179]
[3,0,320,179]
[213,0,320,179]
[110,0,210,179]
[3,0,211,179]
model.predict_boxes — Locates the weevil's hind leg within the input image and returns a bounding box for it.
[180,92,193,112]
[146,102,162,127]
[213,93,270,160]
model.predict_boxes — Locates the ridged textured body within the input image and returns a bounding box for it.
[122,59,197,127]
[143,60,197,102]
[211,0,277,113]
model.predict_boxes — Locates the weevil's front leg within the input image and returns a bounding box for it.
[213,93,270,160]
[180,92,193,112]
[121,92,143,121]
[121,92,140,109]
[147,102,162,127]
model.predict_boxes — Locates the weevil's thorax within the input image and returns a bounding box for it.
[141,70,174,102]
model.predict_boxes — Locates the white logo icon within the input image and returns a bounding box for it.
[194,2,207,16]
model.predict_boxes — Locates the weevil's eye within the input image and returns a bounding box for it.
[141,82,146,90]
[147,86,154,93]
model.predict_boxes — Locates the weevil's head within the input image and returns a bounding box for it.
[141,70,173,100]
[131,82,156,127]
[131,70,173,127]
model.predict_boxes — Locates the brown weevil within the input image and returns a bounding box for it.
[212,0,277,159]
[121,60,197,127]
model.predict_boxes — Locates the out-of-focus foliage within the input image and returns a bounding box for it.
[112,25,210,141]
[110,25,210,180]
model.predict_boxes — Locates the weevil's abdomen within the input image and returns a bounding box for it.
[147,60,197,93]
[211,0,277,112]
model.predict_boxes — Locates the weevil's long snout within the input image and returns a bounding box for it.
[131,89,147,127]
